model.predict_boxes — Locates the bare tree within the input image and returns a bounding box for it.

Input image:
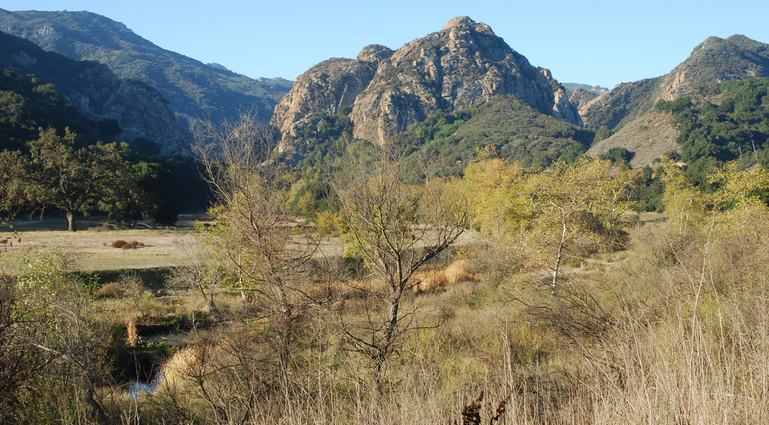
[332,148,467,386]
[195,113,318,387]
[169,241,226,315]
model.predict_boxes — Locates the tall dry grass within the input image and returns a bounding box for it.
[126,319,139,346]
[576,205,769,424]
[91,206,769,424]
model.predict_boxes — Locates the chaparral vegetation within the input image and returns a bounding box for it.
[2,8,769,425]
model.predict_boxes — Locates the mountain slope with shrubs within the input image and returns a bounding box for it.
[584,35,769,166]
[0,30,186,154]
[0,8,292,130]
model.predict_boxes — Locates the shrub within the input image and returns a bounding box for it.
[111,240,145,249]
[413,260,479,293]
[94,282,125,299]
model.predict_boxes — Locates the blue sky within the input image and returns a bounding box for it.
[3,0,768,88]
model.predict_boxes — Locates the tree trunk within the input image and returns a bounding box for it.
[374,285,403,388]
[65,210,77,232]
[85,384,110,425]
[197,282,218,317]
[204,297,217,315]
[276,283,293,389]
[551,220,567,295]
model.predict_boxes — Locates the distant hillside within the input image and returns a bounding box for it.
[274,16,581,155]
[587,111,678,168]
[581,35,769,131]
[579,77,662,130]
[584,35,769,166]
[0,66,119,151]
[0,8,292,131]
[562,83,608,95]
[0,30,185,153]
[564,83,609,112]
[660,78,769,186]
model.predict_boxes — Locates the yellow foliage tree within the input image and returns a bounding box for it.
[660,159,707,233]
[521,158,637,293]
[459,158,529,235]
[459,157,637,294]
[708,162,769,210]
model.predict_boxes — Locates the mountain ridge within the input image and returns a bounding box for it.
[581,34,769,167]
[0,30,186,153]
[0,8,292,132]
[581,34,769,130]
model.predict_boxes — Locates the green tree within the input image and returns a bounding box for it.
[658,79,769,187]
[97,160,159,224]
[23,128,136,231]
[0,150,28,220]
[600,147,634,166]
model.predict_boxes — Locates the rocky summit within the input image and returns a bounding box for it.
[274,16,580,150]
[272,45,392,145]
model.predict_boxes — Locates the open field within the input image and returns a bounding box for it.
[0,228,198,271]
[0,218,479,272]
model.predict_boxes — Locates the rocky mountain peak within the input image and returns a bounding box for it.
[580,34,769,130]
[658,34,769,101]
[444,16,495,38]
[349,17,580,144]
[273,16,580,151]
[443,16,476,29]
[272,57,376,147]
[583,34,769,167]
[357,44,394,64]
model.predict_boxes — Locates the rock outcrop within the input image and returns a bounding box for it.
[272,45,392,149]
[273,16,580,148]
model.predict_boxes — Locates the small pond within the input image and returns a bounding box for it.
[127,370,164,399]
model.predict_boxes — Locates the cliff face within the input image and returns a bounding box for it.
[274,16,580,148]
[272,45,392,150]
[0,30,186,154]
